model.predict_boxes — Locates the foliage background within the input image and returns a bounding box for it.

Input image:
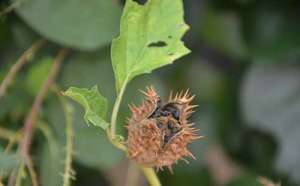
[0,0,300,185]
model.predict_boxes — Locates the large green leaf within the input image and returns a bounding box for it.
[111,0,190,92]
[64,86,109,130]
[15,0,121,50]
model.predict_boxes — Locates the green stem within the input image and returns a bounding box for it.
[140,167,161,186]
[106,129,127,152]
[15,163,25,186]
[110,77,128,138]
[108,76,161,186]
[61,100,74,186]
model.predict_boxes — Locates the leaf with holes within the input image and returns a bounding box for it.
[111,0,190,93]
[63,86,109,130]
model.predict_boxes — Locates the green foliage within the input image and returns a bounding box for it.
[46,94,123,169]
[0,149,20,177]
[25,57,52,95]
[14,0,121,50]
[64,86,109,130]
[200,9,247,59]
[1,0,300,185]
[50,53,123,169]
[39,135,63,186]
[226,175,262,186]
[111,0,190,93]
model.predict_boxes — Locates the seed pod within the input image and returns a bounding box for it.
[127,86,202,172]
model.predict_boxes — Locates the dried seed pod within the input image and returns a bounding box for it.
[127,86,202,171]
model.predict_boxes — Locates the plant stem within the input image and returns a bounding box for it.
[61,98,75,186]
[108,76,161,186]
[8,48,69,186]
[110,77,128,138]
[0,39,46,100]
[140,167,161,186]
[51,84,75,185]
[15,163,25,186]
[19,48,69,158]
[106,129,127,152]
[25,156,38,186]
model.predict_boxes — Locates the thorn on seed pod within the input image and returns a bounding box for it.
[126,86,201,172]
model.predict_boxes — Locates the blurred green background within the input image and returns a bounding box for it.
[0,0,300,185]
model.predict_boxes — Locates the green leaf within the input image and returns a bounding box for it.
[14,0,121,50]
[63,86,109,130]
[0,149,20,177]
[111,0,190,93]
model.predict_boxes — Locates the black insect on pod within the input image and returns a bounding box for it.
[127,86,201,172]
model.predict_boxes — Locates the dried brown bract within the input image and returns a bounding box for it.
[126,86,202,172]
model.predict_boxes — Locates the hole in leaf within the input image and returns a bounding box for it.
[133,0,147,5]
[148,41,167,48]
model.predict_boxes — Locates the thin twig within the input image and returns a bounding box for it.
[19,48,69,158]
[52,85,75,185]
[15,163,25,186]
[25,157,38,186]
[8,48,69,186]
[0,39,46,100]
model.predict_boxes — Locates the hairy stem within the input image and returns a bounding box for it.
[61,97,75,186]
[0,39,46,100]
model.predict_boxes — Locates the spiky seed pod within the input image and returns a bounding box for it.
[127,86,202,172]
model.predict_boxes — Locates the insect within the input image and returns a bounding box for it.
[156,116,182,147]
[149,102,181,122]
[127,86,201,171]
